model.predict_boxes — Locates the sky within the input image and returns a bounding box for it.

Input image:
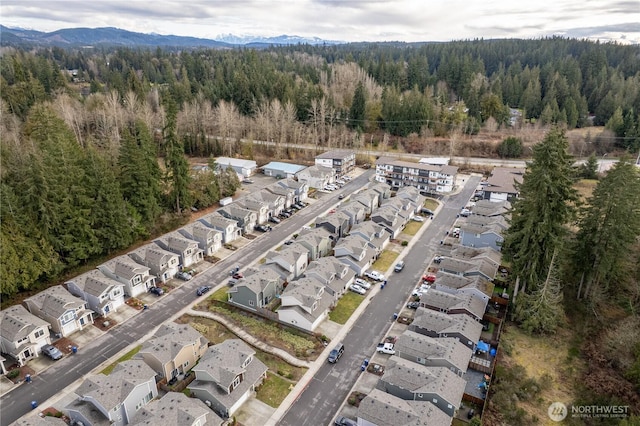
[2,0,640,44]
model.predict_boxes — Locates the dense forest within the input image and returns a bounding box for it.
[1,37,640,297]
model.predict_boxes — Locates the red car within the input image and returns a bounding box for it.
[232,272,244,279]
[422,274,436,283]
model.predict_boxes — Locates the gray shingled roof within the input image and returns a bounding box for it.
[435,272,495,298]
[10,415,69,425]
[394,330,472,375]
[449,246,502,266]
[316,149,354,159]
[472,199,510,217]
[420,288,487,320]
[381,357,466,409]
[139,323,208,365]
[24,285,86,318]
[411,308,482,344]
[101,255,150,281]
[281,277,325,309]
[357,388,452,426]
[200,212,238,229]
[0,305,50,343]
[130,392,223,426]
[485,167,525,195]
[67,270,123,297]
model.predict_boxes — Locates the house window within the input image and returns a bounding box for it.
[35,329,44,338]
[249,300,254,306]
[231,375,241,391]
[61,311,75,324]
[17,336,28,344]
[183,361,189,368]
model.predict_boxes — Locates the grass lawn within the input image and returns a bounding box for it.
[329,291,365,324]
[423,198,440,211]
[401,221,422,236]
[256,372,293,408]
[256,351,307,381]
[100,345,141,375]
[372,250,399,272]
[211,287,229,303]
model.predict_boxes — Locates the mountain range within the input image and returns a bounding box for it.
[0,25,341,48]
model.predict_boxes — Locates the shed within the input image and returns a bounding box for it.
[262,162,307,179]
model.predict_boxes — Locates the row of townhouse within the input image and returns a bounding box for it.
[458,199,511,251]
[225,183,431,333]
[374,156,458,194]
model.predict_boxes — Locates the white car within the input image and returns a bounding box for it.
[412,215,425,222]
[365,270,385,281]
[354,278,371,289]
[349,284,367,295]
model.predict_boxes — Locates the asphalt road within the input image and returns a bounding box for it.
[0,171,374,426]
[278,175,481,426]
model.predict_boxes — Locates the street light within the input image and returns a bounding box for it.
[598,153,608,174]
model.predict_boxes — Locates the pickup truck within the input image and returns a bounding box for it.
[376,342,396,355]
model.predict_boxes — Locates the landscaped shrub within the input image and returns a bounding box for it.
[7,369,19,380]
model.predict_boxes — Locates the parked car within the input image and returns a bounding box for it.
[422,274,436,283]
[242,178,254,184]
[283,208,294,215]
[42,344,63,360]
[365,270,385,281]
[291,204,302,210]
[196,286,211,296]
[412,215,425,222]
[228,278,239,286]
[406,301,420,309]
[176,271,192,281]
[334,416,357,426]
[338,194,345,199]
[349,284,367,295]
[376,342,396,354]
[460,208,471,217]
[420,208,434,216]
[433,255,444,264]
[254,224,271,232]
[149,286,164,296]
[327,342,345,363]
[232,272,244,279]
[394,261,405,272]
[268,216,281,224]
[279,212,291,219]
[354,278,371,289]
[283,240,294,245]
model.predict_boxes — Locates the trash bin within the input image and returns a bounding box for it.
[31,401,38,409]
[380,283,385,289]
[364,358,369,367]
[490,348,497,357]
[72,346,78,354]
[393,313,398,320]
[25,374,31,383]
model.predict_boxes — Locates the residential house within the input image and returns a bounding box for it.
[377,357,466,417]
[304,257,355,300]
[265,184,295,208]
[188,339,268,419]
[295,165,336,189]
[394,330,472,377]
[314,150,356,176]
[128,244,180,283]
[482,167,525,202]
[213,157,257,177]
[265,245,309,280]
[137,322,209,381]
[315,212,351,238]
[246,189,285,220]
[235,197,270,225]
[274,179,309,203]
[218,205,257,235]
[294,227,334,260]
[23,286,94,338]
[0,305,51,367]
[370,205,405,238]
[334,235,377,276]
[65,360,157,426]
[471,199,511,217]
[278,276,334,332]
[459,216,507,251]
[380,197,415,222]
[199,213,241,244]
[353,191,380,215]
[409,308,483,351]
[11,416,68,425]
[437,257,498,282]
[262,161,306,178]
[98,255,157,298]
[336,202,366,228]
[227,268,284,311]
[66,270,125,317]
[155,232,204,268]
[395,186,427,213]
[349,221,390,254]
[130,392,224,426]
[179,222,223,257]
[449,246,502,269]
[419,288,487,321]
[374,156,458,193]
[367,182,392,202]
[357,388,452,426]
[435,272,494,303]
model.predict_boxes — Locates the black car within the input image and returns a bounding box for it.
[421,208,434,216]
[284,240,294,245]
[406,301,420,309]
[196,285,211,296]
[279,212,290,219]
[268,216,281,224]
[254,224,271,232]
[335,417,357,426]
[284,208,294,215]
[290,204,301,211]
[149,286,164,296]
[327,342,344,363]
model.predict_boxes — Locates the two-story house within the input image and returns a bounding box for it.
[334,235,377,276]
[227,268,284,312]
[246,190,285,220]
[130,392,225,426]
[128,244,180,283]
[459,215,508,252]
[419,288,487,322]
[349,221,390,255]
[278,276,334,332]
[394,330,472,377]
[218,205,257,235]
[264,245,308,280]
[378,357,466,417]
[294,227,334,261]
[435,272,494,304]
[357,388,452,426]
[353,191,380,216]
[137,322,209,381]
[0,305,51,367]
[482,167,525,202]
[273,179,308,203]
[98,255,157,298]
[199,213,242,244]
[471,199,511,218]
[155,233,203,268]
[66,270,125,317]
[370,206,404,238]
[178,222,223,257]
[295,165,336,189]
[304,256,355,300]
[65,360,157,426]
[315,212,351,239]
[395,186,427,214]
[437,257,498,282]
[188,339,268,419]
[265,184,295,208]
[409,307,483,351]
[235,198,270,225]
[23,286,94,338]
[337,202,366,229]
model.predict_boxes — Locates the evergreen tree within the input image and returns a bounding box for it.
[578,153,598,179]
[163,95,192,212]
[503,127,578,294]
[497,137,523,158]
[349,81,366,131]
[572,157,640,303]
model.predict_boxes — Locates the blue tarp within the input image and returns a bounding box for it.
[477,340,490,353]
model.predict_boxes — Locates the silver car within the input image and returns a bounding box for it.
[42,344,63,360]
